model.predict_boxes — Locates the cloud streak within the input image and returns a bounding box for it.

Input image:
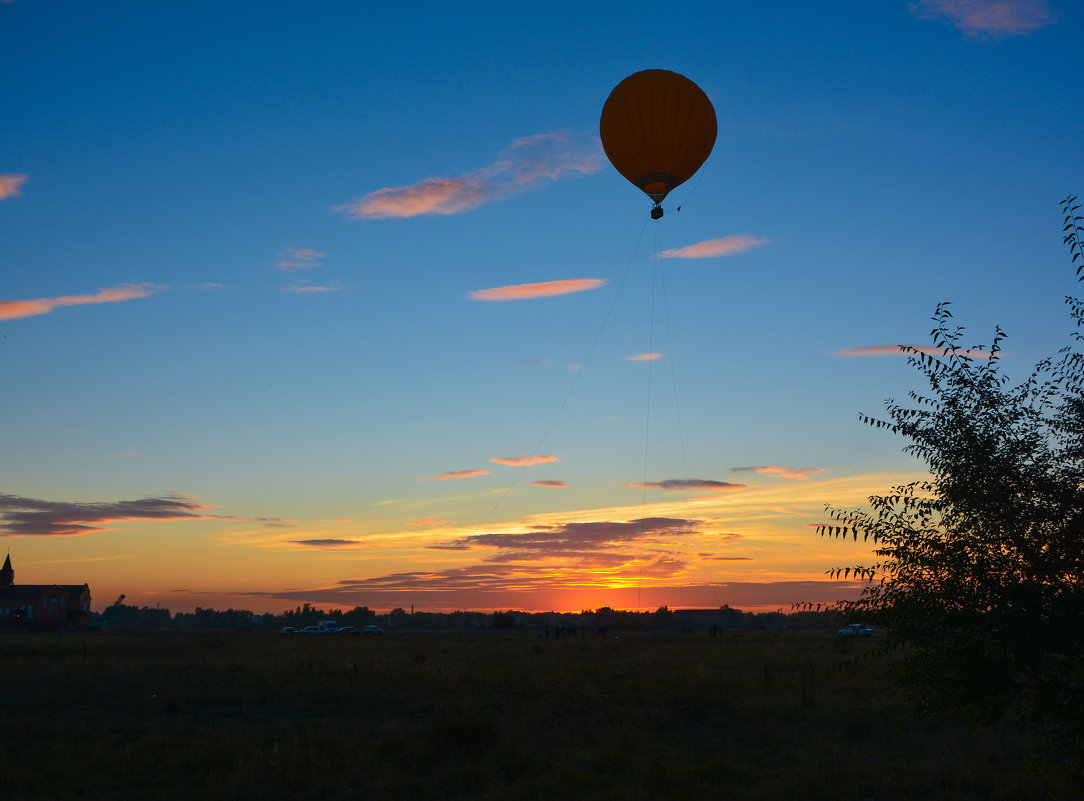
[835,344,994,359]
[910,0,1057,39]
[490,455,559,466]
[0,283,161,322]
[0,174,27,200]
[469,278,605,301]
[623,479,748,492]
[659,234,767,259]
[730,466,825,480]
[528,480,568,488]
[0,493,222,537]
[274,248,325,272]
[430,469,491,481]
[337,132,603,219]
[624,353,662,362]
[436,516,702,565]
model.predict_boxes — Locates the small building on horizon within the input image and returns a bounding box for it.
[0,554,92,629]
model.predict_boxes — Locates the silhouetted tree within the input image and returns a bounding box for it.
[816,196,1084,736]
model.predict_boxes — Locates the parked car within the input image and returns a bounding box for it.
[363,625,383,635]
[337,626,361,635]
[838,623,874,637]
[279,626,296,634]
[297,625,322,634]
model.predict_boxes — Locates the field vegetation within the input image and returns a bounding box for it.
[0,627,1076,800]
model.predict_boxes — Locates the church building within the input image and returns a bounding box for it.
[0,554,92,629]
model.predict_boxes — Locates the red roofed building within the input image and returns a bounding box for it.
[0,554,92,629]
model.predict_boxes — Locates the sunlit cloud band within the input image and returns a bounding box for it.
[469,279,605,301]
[337,132,603,219]
[659,234,766,259]
[0,283,161,322]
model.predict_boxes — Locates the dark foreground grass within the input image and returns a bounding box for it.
[0,628,1076,800]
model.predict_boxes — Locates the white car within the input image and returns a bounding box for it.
[838,623,874,637]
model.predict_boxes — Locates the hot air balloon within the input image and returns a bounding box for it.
[599,69,717,219]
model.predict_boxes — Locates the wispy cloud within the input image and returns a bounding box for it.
[0,492,221,537]
[430,469,491,481]
[280,280,346,294]
[290,538,361,548]
[659,234,767,260]
[274,248,325,272]
[623,479,748,492]
[528,480,568,488]
[337,132,604,219]
[910,0,1057,39]
[0,283,161,322]
[624,353,662,362]
[835,344,994,358]
[0,173,27,200]
[408,518,450,527]
[490,455,559,466]
[469,278,605,301]
[730,466,825,480]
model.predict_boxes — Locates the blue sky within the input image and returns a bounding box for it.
[1,0,1081,613]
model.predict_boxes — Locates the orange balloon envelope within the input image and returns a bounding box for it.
[599,70,717,214]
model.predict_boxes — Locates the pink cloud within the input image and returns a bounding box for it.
[469,278,605,301]
[835,344,994,359]
[337,132,603,219]
[408,518,451,527]
[0,283,161,321]
[490,455,559,466]
[730,466,825,480]
[430,469,491,481]
[274,248,324,272]
[0,174,27,200]
[659,234,767,259]
[528,480,568,488]
[623,479,747,492]
[910,0,1057,39]
[624,353,662,362]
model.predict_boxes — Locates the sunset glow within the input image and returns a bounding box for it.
[1,1,1076,616]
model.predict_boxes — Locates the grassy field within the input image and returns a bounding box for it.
[0,627,1076,800]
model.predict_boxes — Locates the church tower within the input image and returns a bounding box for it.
[0,554,13,587]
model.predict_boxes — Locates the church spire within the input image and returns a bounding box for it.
[0,553,12,587]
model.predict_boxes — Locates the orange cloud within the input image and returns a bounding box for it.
[337,132,603,219]
[730,466,825,480]
[469,278,605,301]
[835,344,994,359]
[659,234,767,259]
[0,174,27,200]
[0,283,161,321]
[490,455,559,466]
[430,469,491,481]
[408,518,451,526]
[624,353,662,361]
[910,0,1057,39]
[274,248,324,272]
[528,480,568,488]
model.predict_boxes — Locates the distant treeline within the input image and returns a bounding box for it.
[93,601,845,632]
